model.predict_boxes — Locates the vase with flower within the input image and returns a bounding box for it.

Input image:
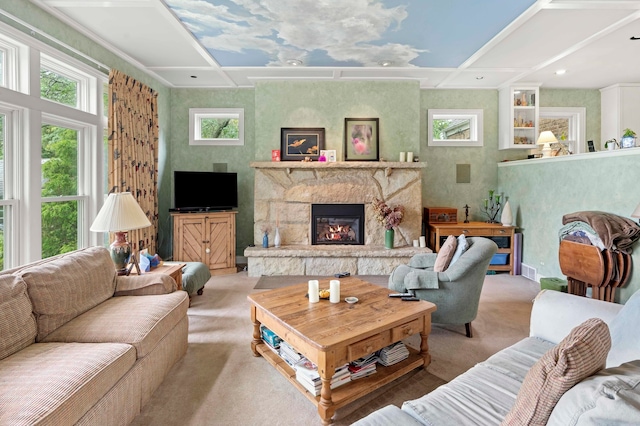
[372,198,405,249]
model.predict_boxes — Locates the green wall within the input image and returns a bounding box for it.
[169,88,255,255]
[540,88,601,146]
[498,150,640,303]
[254,81,421,161]
[420,89,523,222]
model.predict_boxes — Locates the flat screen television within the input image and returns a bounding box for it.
[172,171,238,212]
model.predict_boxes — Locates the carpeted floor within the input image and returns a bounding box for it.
[131,271,540,426]
[254,274,390,289]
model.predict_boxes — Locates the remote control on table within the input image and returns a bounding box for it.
[401,297,421,301]
[334,272,350,278]
[389,293,413,297]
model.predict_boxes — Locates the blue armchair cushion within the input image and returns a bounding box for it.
[449,234,468,267]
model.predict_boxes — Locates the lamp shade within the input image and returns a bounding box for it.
[536,131,558,145]
[632,202,640,219]
[90,192,151,232]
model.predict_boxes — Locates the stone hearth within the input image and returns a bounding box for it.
[246,161,430,277]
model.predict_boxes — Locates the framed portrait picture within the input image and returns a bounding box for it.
[344,118,379,161]
[280,128,325,161]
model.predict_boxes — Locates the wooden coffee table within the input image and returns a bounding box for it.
[248,276,437,425]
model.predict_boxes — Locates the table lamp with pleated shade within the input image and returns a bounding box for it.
[90,192,151,275]
[536,131,557,158]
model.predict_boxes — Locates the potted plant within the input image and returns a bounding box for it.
[604,138,619,151]
[621,128,637,149]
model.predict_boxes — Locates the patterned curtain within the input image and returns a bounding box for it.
[108,69,159,254]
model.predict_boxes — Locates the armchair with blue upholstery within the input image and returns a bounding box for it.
[389,236,498,337]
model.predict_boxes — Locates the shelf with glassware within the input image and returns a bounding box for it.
[499,86,540,150]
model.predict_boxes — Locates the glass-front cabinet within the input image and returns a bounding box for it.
[499,86,540,149]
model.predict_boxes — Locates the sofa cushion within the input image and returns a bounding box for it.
[502,318,611,426]
[547,360,640,425]
[18,246,117,341]
[402,337,554,426]
[0,275,37,360]
[449,234,468,267]
[606,287,640,368]
[41,291,189,358]
[0,342,135,425]
[434,235,457,272]
[351,404,425,426]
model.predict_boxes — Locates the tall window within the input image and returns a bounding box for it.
[0,22,105,268]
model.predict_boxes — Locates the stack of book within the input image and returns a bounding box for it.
[348,353,378,379]
[279,341,304,366]
[260,325,282,354]
[294,359,351,396]
[377,342,410,366]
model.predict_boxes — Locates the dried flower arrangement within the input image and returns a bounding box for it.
[372,198,405,230]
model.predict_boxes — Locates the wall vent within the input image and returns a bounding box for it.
[521,263,537,282]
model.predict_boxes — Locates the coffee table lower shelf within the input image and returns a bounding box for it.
[255,341,425,409]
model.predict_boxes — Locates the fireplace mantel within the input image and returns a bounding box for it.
[251,161,425,172]
[246,160,428,276]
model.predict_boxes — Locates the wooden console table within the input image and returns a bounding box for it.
[428,222,516,274]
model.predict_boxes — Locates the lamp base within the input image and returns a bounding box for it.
[110,231,131,274]
[541,143,552,158]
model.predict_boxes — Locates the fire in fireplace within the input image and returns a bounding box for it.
[311,204,365,245]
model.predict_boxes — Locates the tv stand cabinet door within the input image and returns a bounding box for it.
[172,212,237,275]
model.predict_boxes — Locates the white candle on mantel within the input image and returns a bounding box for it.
[308,280,320,303]
[330,280,340,303]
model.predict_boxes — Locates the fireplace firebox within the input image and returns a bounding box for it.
[311,204,365,245]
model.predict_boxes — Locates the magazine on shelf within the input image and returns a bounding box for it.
[294,359,351,395]
[377,341,410,366]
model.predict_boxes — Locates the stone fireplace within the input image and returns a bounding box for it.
[245,161,430,276]
[312,204,365,245]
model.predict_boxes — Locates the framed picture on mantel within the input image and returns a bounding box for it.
[344,118,379,161]
[280,128,325,161]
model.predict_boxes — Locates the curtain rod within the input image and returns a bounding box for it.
[0,10,109,76]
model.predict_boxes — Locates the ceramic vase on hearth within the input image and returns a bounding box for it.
[385,229,394,249]
[500,201,513,226]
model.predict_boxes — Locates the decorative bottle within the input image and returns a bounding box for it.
[274,227,281,248]
[262,232,269,248]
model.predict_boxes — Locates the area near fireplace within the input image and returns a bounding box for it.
[312,204,365,245]
[245,161,431,277]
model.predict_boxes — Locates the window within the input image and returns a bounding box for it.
[428,109,483,147]
[189,108,244,146]
[0,22,105,268]
[539,107,586,154]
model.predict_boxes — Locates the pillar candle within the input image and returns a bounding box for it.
[330,280,340,303]
[308,280,319,303]
[407,152,414,162]
[399,152,406,162]
[413,239,419,247]
[419,236,426,248]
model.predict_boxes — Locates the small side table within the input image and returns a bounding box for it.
[132,262,186,291]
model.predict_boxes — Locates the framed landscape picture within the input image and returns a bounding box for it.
[344,118,379,161]
[280,128,325,161]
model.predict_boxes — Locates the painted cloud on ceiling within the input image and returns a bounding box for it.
[165,0,536,68]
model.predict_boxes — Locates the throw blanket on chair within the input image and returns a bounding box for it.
[563,211,640,254]
[404,270,439,290]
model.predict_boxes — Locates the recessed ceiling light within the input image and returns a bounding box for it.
[190,75,197,78]
[476,76,484,80]
[555,69,566,75]
[286,59,303,66]
[378,60,394,67]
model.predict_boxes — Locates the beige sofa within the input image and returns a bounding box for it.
[0,246,189,425]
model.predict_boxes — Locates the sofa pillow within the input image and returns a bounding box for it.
[547,360,640,426]
[502,318,611,426]
[0,275,37,360]
[19,246,117,341]
[433,235,457,272]
[448,234,468,267]
[606,288,640,368]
